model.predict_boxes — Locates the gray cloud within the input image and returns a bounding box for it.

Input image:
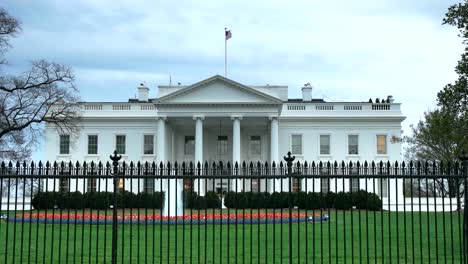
[1,0,464,160]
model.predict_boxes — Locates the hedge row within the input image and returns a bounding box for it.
[32,191,164,210]
[32,190,381,211]
[224,190,382,210]
[32,191,223,210]
[185,191,221,210]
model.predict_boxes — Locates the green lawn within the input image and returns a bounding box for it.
[0,211,463,263]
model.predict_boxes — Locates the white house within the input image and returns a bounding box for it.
[44,75,407,212]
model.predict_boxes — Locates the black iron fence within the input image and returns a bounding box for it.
[0,151,467,263]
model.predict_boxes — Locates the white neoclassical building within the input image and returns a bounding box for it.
[45,75,406,209]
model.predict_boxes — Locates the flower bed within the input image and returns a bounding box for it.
[10,212,329,225]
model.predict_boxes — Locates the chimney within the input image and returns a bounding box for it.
[138,83,149,102]
[301,83,313,101]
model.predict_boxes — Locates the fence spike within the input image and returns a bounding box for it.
[227,161,231,169]
[174,161,178,169]
[196,161,200,169]
[386,161,391,168]
[279,161,283,168]
[401,161,405,168]
[371,161,375,168]
[394,160,399,167]
[264,161,269,168]
[357,161,361,168]
[272,161,276,168]
[327,161,331,168]
[341,161,346,167]
[319,161,323,168]
[364,160,368,168]
[349,160,353,167]
[304,161,308,168]
[0,161,4,169]
[311,161,316,168]
[30,160,35,168]
[212,161,217,168]
[189,161,193,169]
[334,161,338,168]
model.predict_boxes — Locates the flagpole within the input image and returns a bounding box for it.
[224,27,227,77]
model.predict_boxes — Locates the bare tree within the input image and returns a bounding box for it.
[0,8,80,196]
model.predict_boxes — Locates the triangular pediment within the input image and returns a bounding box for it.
[156,75,282,104]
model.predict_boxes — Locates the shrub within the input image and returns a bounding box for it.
[32,192,58,209]
[334,192,352,210]
[205,191,221,208]
[58,191,84,209]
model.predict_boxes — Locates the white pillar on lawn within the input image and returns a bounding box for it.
[194,115,205,196]
[158,116,182,216]
[269,116,280,193]
[232,115,242,192]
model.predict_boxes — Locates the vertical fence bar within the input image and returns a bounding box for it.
[110,150,121,264]
[460,151,468,263]
[284,151,294,264]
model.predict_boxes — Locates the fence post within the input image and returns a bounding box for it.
[284,151,295,264]
[460,151,468,263]
[110,150,122,264]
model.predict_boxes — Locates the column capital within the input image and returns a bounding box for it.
[268,115,279,121]
[155,115,167,121]
[230,115,243,121]
[193,115,205,121]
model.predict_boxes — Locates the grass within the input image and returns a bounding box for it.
[0,210,464,263]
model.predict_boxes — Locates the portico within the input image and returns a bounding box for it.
[154,75,282,195]
[155,115,279,193]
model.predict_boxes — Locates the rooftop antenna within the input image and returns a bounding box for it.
[169,75,172,86]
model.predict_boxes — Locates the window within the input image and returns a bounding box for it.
[249,136,261,156]
[116,135,126,154]
[87,135,98,155]
[217,136,229,156]
[291,135,302,155]
[59,135,70,154]
[143,178,154,193]
[87,178,97,192]
[292,178,301,192]
[59,177,69,192]
[350,178,360,192]
[321,179,330,193]
[251,179,259,192]
[379,178,388,198]
[118,178,124,192]
[376,135,387,155]
[143,135,154,155]
[320,135,330,155]
[184,136,195,155]
[348,135,359,155]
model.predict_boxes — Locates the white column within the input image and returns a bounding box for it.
[158,116,182,216]
[194,115,205,196]
[157,117,166,162]
[231,115,242,192]
[269,116,280,192]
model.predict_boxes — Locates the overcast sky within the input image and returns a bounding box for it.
[2,0,464,160]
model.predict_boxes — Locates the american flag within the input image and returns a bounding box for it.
[225,29,232,40]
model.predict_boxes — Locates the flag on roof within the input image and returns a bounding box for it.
[225,29,232,40]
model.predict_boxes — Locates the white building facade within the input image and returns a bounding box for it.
[45,75,406,208]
